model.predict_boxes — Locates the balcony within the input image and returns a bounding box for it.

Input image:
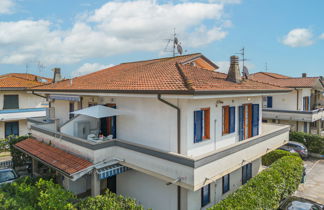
[28,117,290,191]
[263,108,324,122]
[0,108,46,121]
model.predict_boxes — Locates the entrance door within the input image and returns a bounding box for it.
[5,121,19,137]
[100,104,116,138]
[107,175,116,193]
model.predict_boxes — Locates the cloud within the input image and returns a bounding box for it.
[0,0,230,65]
[319,33,324,39]
[72,63,114,77]
[0,0,15,14]
[209,0,241,4]
[281,28,314,47]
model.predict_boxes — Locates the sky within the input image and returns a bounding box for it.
[0,0,323,79]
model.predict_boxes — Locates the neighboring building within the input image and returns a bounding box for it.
[250,72,324,135]
[0,73,50,139]
[15,54,291,210]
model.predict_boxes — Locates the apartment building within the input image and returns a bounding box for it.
[0,73,50,139]
[15,54,291,210]
[250,72,324,136]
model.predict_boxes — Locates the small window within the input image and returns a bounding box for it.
[222,174,230,194]
[194,108,210,143]
[266,96,273,108]
[201,184,210,207]
[3,95,19,109]
[222,106,235,135]
[242,163,252,185]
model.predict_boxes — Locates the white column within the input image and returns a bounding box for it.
[91,169,100,197]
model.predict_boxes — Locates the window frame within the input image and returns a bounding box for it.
[194,107,210,143]
[222,174,230,194]
[242,163,252,185]
[222,105,235,135]
[201,184,210,207]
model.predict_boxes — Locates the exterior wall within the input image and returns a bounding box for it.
[0,91,46,110]
[270,90,298,111]
[117,170,178,210]
[52,100,70,126]
[187,158,261,210]
[184,96,262,157]
[0,119,28,139]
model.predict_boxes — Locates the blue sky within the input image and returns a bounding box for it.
[0,0,323,79]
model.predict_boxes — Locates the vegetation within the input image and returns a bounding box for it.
[7,135,31,167]
[209,155,303,210]
[290,131,324,155]
[262,149,299,166]
[0,177,144,210]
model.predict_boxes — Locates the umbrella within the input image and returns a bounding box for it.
[71,105,124,118]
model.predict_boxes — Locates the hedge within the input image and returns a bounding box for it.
[262,149,299,166]
[8,135,31,167]
[0,177,145,210]
[290,131,324,155]
[209,156,303,210]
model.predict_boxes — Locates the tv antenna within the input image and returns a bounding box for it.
[164,29,184,57]
[236,47,250,76]
[265,62,269,72]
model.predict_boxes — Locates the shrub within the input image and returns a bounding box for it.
[290,131,324,155]
[7,135,31,167]
[209,156,303,210]
[262,149,299,166]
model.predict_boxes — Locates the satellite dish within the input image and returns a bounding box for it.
[242,66,249,79]
[174,37,179,45]
[177,44,183,55]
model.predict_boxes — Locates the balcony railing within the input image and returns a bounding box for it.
[0,108,46,121]
[263,108,324,122]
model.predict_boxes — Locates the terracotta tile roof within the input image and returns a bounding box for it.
[249,72,322,88]
[32,54,290,94]
[14,138,93,175]
[0,73,52,89]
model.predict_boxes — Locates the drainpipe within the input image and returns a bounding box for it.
[157,94,181,210]
[295,88,299,110]
[31,91,46,99]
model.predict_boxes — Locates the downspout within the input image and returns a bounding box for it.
[31,90,46,99]
[157,94,181,210]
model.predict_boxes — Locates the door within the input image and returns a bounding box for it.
[100,104,117,138]
[5,121,19,138]
[243,104,252,139]
[107,175,116,193]
[194,110,203,143]
[252,104,259,137]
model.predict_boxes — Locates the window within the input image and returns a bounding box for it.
[222,106,235,135]
[303,96,310,111]
[201,184,210,207]
[3,95,19,109]
[194,108,210,143]
[266,96,273,108]
[69,102,75,119]
[5,121,19,138]
[222,174,230,194]
[242,163,252,185]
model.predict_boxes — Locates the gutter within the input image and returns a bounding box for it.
[157,94,181,210]
[31,90,47,99]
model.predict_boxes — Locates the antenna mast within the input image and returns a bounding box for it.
[164,28,183,57]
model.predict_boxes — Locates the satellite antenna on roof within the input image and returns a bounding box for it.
[242,66,250,79]
[164,28,185,57]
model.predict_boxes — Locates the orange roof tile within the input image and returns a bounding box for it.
[249,72,322,88]
[0,73,52,89]
[14,138,93,175]
[32,54,291,94]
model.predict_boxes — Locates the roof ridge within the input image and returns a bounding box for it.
[259,72,290,79]
[175,63,194,91]
[120,53,201,65]
[248,77,286,88]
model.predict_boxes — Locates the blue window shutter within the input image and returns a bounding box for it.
[267,96,273,108]
[229,107,235,133]
[239,106,244,141]
[252,104,259,137]
[194,110,203,143]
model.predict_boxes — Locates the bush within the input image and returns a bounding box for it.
[7,135,31,167]
[209,156,303,210]
[0,177,144,210]
[262,149,299,166]
[290,131,324,155]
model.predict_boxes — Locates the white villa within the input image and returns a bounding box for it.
[0,73,50,139]
[15,54,292,210]
[250,72,324,136]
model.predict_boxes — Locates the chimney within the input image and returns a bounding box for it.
[302,73,307,78]
[52,68,62,83]
[226,56,242,83]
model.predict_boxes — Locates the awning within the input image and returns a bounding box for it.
[49,95,80,102]
[71,105,124,118]
[97,164,129,180]
[14,138,93,180]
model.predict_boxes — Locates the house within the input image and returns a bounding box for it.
[250,72,324,136]
[15,54,292,210]
[0,73,51,139]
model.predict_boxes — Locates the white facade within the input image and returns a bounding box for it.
[0,90,46,139]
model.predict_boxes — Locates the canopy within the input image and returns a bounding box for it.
[71,105,124,118]
[97,164,129,180]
